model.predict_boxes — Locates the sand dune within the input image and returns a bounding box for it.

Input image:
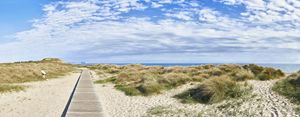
[94,75,299,117]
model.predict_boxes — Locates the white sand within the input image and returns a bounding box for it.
[0,72,80,117]
[94,76,300,117]
[246,80,298,117]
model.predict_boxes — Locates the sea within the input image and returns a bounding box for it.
[86,63,300,73]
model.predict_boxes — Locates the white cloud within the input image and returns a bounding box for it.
[198,8,219,22]
[151,2,163,8]
[217,0,243,5]
[165,11,193,20]
[0,0,300,63]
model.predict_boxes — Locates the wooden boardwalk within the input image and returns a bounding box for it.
[63,70,104,117]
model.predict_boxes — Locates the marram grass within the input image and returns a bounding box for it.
[273,71,300,113]
[0,84,25,93]
[93,64,283,96]
[0,59,75,83]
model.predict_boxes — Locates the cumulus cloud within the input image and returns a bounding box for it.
[0,0,299,63]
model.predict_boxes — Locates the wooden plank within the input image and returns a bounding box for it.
[65,70,104,117]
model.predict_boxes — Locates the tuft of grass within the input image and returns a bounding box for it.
[174,76,252,104]
[273,71,300,113]
[0,84,25,93]
[144,106,172,116]
[243,64,284,80]
[137,81,164,96]
[115,84,141,96]
[143,105,185,117]
[229,69,255,81]
[95,77,116,84]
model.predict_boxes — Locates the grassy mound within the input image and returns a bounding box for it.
[273,71,300,112]
[174,76,252,104]
[0,60,75,83]
[243,64,285,80]
[93,64,282,96]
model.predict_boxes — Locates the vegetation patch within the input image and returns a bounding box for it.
[0,58,75,83]
[0,84,25,93]
[95,77,116,84]
[273,71,300,113]
[243,64,285,80]
[143,105,185,117]
[174,76,252,104]
[90,64,282,96]
[145,106,171,116]
[115,84,141,96]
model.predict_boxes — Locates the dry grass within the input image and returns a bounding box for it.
[243,64,285,80]
[92,64,284,96]
[0,61,75,83]
[174,76,252,104]
[273,70,300,113]
[0,84,25,93]
[0,58,75,93]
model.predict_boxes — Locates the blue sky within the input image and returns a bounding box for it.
[0,0,300,63]
[0,0,54,41]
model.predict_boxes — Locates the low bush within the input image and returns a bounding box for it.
[174,76,252,104]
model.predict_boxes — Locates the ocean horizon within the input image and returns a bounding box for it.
[83,63,300,73]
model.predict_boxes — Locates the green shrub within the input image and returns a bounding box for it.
[174,76,252,104]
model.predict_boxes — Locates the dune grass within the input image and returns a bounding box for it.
[174,76,252,104]
[273,71,300,112]
[143,105,183,117]
[243,64,285,80]
[0,84,25,93]
[0,58,75,93]
[92,64,283,96]
[0,59,75,83]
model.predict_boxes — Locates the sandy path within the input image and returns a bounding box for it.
[247,80,299,117]
[95,83,200,117]
[0,72,80,117]
[94,74,300,117]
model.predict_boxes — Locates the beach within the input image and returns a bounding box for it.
[0,72,80,117]
[94,74,300,117]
